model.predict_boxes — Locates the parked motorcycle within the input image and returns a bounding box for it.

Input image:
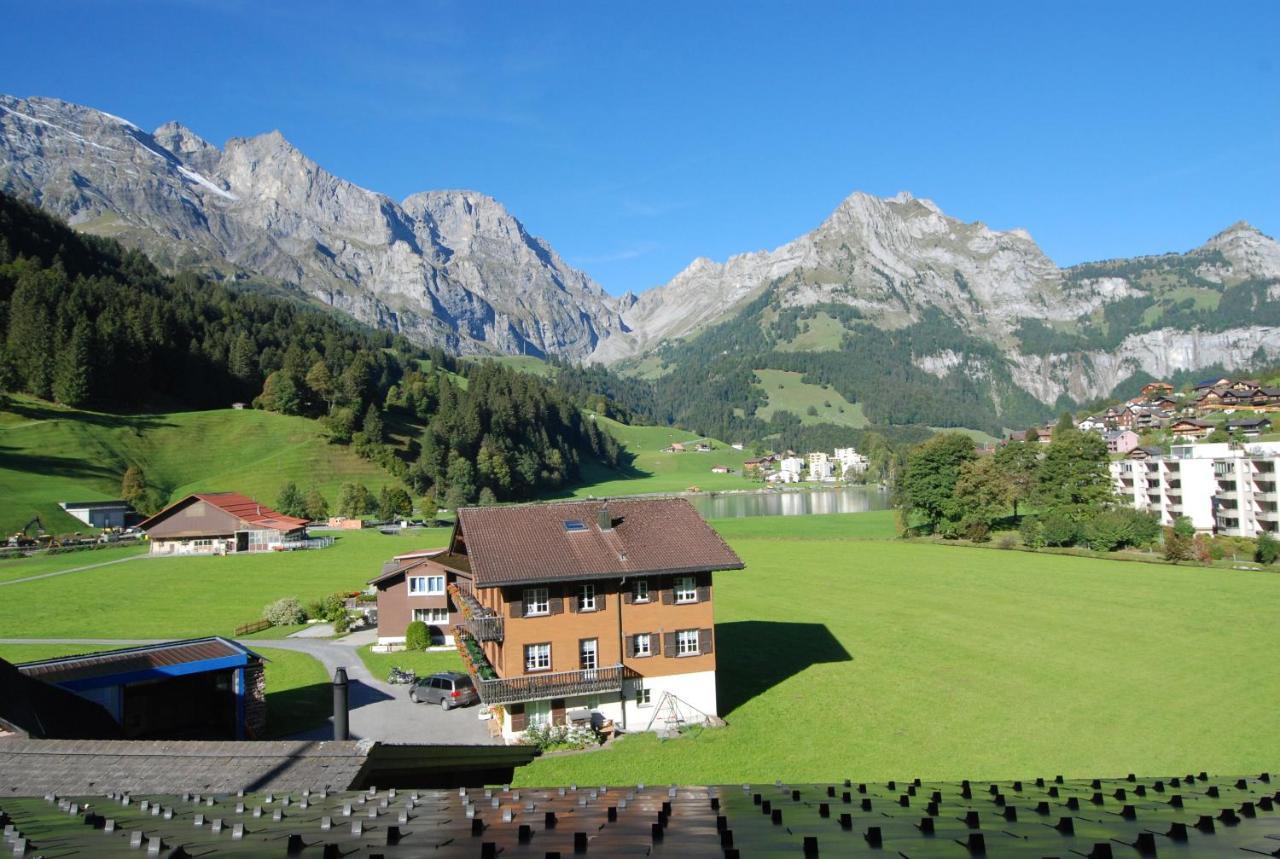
[387,666,416,685]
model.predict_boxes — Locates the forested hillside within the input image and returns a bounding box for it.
[0,193,624,511]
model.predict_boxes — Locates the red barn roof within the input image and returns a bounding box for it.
[139,492,309,533]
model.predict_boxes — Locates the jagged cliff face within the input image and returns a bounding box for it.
[597,191,1280,406]
[0,95,624,357]
[3,93,1276,410]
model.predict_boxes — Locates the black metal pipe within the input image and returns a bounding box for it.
[333,666,349,740]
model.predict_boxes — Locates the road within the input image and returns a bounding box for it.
[0,633,498,745]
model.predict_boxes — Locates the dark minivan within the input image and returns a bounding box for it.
[409,671,479,710]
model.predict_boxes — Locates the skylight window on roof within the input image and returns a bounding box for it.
[563,519,588,532]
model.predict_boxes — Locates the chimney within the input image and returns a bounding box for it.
[332,667,349,740]
[597,502,612,531]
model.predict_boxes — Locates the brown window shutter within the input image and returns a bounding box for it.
[509,704,526,731]
[663,632,676,656]
[568,592,578,613]
[696,574,710,603]
[549,593,564,615]
[508,593,523,618]
[626,634,636,657]
[699,628,714,655]
[551,699,566,725]
[597,589,606,611]
[622,587,632,605]
[661,578,674,605]
[651,633,662,656]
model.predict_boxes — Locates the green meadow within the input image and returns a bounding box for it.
[514,514,1280,785]
[0,528,452,638]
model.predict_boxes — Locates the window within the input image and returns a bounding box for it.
[526,699,551,728]
[563,519,587,532]
[525,643,551,672]
[412,607,448,624]
[407,574,445,595]
[579,583,596,611]
[635,685,652,706]
[674,575,697,604]
[633,633,652,657]
[523,587,549,616]
[580,638,598,671]
[633,579,650,603]
[676,629,700,656]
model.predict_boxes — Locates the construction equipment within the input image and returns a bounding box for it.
[7,516,46,548]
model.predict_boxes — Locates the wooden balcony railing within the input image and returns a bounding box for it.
[448,582,504,642]
[474,664,626,706]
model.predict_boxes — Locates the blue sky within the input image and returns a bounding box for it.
[2,1,1277,295]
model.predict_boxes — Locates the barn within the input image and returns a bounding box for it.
[139,492,309,555]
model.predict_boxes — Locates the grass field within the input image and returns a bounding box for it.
[775,312,847,351]
[512,513,1280,786]
[567,416,755,497]
[0,528,452,638]
[0,395,401,535]
[0,544,147,583]
[752,369,868,428]
[0,643,329,739]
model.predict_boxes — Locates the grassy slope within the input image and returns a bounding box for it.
[0,643,329,739]
[566,415,756,497]
[753,369,868,428]
[0,528,452,638]
[775,312,847,351]
[514,514,1280,786]
[0,395,400,534]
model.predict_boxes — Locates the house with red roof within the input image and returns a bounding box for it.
[138,492,310,555]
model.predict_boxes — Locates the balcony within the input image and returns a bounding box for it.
[449,583,504,642]
[474,664,627,707]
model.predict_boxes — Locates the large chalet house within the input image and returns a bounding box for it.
[139,492,309,555]
[1194,378,1280,413]
[371,498,743,741]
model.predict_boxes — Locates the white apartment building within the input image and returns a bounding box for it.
[834,447,869,475]
[778,457,806,480]
[1109,442,1280,536]
[809,458,834,481]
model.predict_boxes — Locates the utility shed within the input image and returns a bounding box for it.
[16,638,266,741]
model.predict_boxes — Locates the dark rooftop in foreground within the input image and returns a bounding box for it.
[17,637,256,686]
[0,772,1276,857]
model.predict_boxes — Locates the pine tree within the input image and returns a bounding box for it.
[362,404,384,444]
[228,332,258,385]
[53,321,93,407]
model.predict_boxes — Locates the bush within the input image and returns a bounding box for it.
[303,598,325,620]
[997,535,1017,550]
[264,597,304,626]
[333,611,352,634]
[1018,516,1045,549]
[1257,531,1279,565]
[1085,512,1136,550]
[519,723,598,751]
[1163,526,1194,562]
[320,592,347,622]
[1040,511,1079,547]
[404,620,429,651]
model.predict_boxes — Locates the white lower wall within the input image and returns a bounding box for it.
[496,670,718,742]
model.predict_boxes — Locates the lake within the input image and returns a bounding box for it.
[689,485,891,519]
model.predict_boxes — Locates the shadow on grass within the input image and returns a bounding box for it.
[0,443,121,481]
[715,621,852,716]
[4,399,175,429]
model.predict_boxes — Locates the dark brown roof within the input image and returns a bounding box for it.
[18,638,259,685]
[139,492,309,533]
[455,497,743,587]
[368,549,471,586]
[0,660,124,740]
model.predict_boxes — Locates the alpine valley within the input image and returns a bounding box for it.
[3,94,1278,438]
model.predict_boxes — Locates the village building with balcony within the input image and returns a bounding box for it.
[372,498,743,742]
